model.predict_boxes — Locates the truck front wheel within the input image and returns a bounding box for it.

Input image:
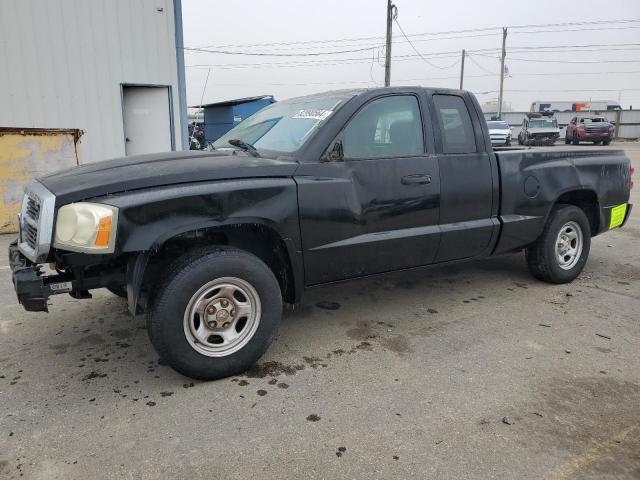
[526,205,591,284]
[147,247,282,380]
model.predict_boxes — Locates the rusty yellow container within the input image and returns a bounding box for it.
[0,128,81,234]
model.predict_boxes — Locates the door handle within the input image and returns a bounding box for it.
[401,174,432,185]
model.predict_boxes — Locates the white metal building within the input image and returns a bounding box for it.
[0,0,188,163]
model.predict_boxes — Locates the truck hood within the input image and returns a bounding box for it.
[38,150,300,204]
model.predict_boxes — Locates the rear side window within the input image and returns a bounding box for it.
[342,95,424,159]
[433,94,477,154]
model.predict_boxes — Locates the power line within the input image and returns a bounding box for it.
[184,43,640,70]
[466,55,498,75]
[503,42,640,51]
[476,88,640,93]
[183,45,378,57]
[474,53,640,64]
[184,52,464,70]
[511,25,640,35]
[186,18,640,51]
[393,17,460,70]
[508,19,640,29]
[183,40,640,67]
[189,74,640,89]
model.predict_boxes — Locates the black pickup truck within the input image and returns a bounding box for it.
[9,87,633,380]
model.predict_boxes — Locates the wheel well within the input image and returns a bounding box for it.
[555,190,599,235]
[145,224,296,304]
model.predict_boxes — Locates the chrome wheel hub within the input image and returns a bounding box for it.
[183,277,261,357]
[555,221,583,270]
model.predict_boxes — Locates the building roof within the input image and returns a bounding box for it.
[193,95,275,109]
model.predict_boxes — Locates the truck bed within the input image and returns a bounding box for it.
[492,146,630,254]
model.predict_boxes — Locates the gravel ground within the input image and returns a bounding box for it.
[0,143,638,480]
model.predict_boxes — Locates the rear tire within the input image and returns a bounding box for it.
[526,205,591,284]
[147,247,282,380]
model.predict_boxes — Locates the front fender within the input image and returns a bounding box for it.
[98,178,303,311]
[101,178,300,253]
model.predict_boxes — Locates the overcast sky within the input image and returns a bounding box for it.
[181,0,640,111]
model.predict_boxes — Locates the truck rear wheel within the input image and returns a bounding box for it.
[526,205,591,284]
[147,247,282,380]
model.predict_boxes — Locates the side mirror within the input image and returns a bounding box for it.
[323,139,344,162]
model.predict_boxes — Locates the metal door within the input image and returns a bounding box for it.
[122,86,173,156]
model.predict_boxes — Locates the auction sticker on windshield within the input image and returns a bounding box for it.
[293,109,333,120]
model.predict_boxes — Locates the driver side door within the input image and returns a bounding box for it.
[296,93,441,285]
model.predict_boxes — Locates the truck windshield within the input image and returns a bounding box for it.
[529,119,556,128]
[582,117,607,123]
[213,96,344,154]
[487,121,509,129]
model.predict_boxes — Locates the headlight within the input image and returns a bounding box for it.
[53,203,118,253]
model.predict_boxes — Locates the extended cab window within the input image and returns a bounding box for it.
[342,95,424,159]
[433,94,477,154]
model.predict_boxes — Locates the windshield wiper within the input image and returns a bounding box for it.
[228,139,260,157]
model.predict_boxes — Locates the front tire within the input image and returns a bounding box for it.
[526,205,591,284]
[603,138,611,145]
[148,247,282,380]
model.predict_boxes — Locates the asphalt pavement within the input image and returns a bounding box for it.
[1,143,639,480]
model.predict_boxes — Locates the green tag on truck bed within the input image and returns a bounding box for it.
[609,203,627,229]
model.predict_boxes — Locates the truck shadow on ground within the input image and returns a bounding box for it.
[2,252,534,408]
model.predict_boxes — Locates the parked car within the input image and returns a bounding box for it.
[486,120,512,146]
[565,115,615,145]
[518,112,560,146]
[9,87,633,380]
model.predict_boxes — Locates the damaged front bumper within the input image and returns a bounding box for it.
[9,240,125,312]
[9,240,70,311]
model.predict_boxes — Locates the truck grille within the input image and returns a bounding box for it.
[25,196,41,220]
[21,194,42,251]
[22,220,39,250]
[18,181,56,263]
[585,125,608,133]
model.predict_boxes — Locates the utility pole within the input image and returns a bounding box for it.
[459,49,466,90]
[497,27,507,119]
[384,0,395,87]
